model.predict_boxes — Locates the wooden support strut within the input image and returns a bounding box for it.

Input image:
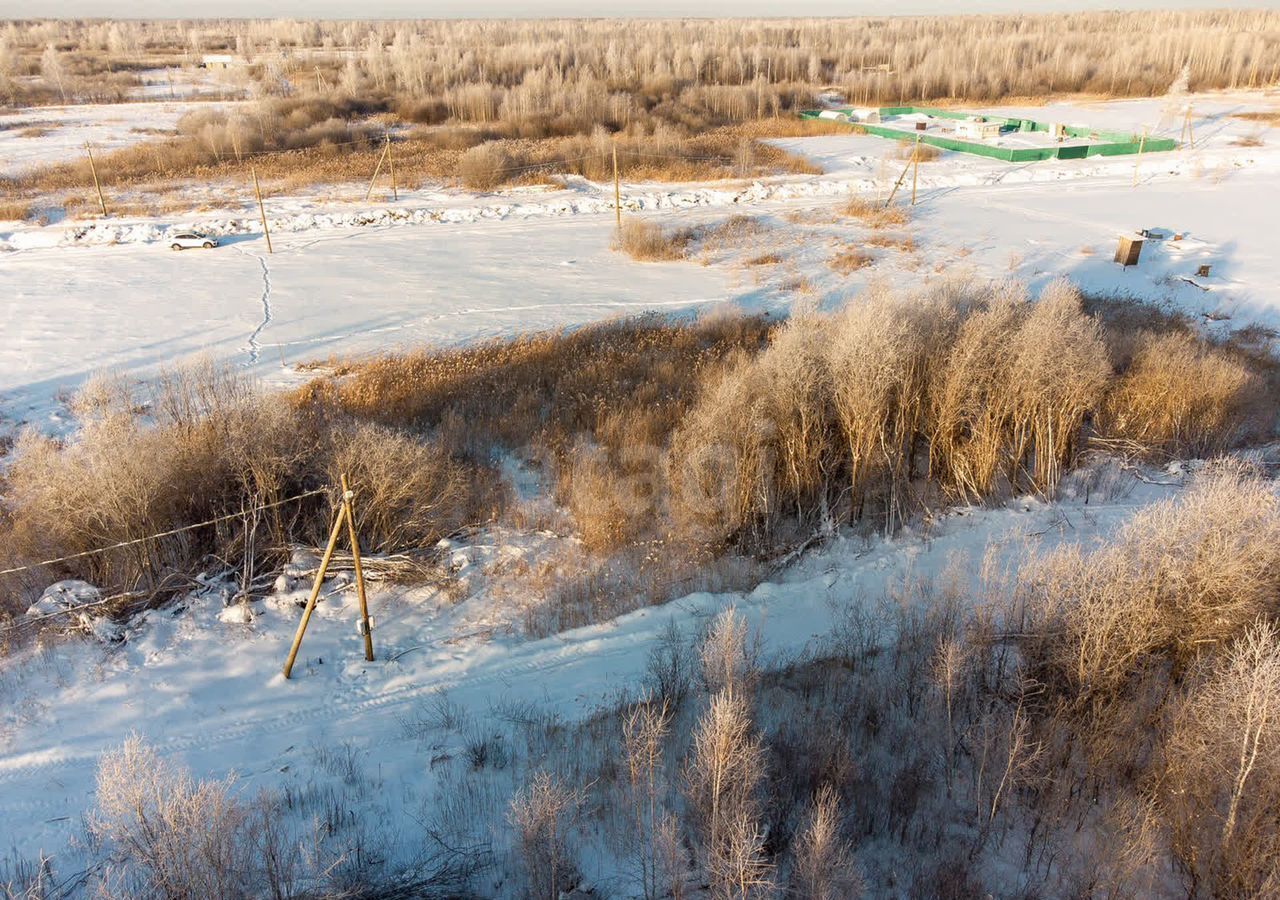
[85,142,107,216]
[282,497,347,679]
[252,166,273,254]
[386,134,398,202]
[366,137,390,202]
[884,145,916,208]
[342,474,374,662]
[1132,128,1148,189]
[911,135,921,206]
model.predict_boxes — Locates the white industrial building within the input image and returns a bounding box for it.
[954,116,1004,140]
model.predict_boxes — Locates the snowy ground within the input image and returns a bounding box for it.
[0,100,241,178]
[128,66,244,101]
[0,464,1177,882]
[2,90,1277,433]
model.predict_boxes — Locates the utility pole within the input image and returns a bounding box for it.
[85,142,107,216]
[613,141,622,232]
[1133,127,1148,188]
[252,166,273,254]
[385,134,398,201]
[911,135,921,206]
[282,478,374,678]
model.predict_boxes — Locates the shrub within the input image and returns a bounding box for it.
[508,771,581,900]
[0,201,31,222]
[830,247,875,273]
[613,219,694,261]
[671,278,1100,541]
[91,736,262,899]
[1100,330,1258,458]
[1020,464,1280,701]
[926,284,1026,502]
[0,362,494,617]
[325,421,495,553]
[842,197,909,229]
[1007,279,1110,492]
[457,141,513,190]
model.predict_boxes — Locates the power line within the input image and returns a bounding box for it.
[0,487,330,579]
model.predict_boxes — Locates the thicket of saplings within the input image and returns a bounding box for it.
[5,9,1279,202]
[41,474,1280,898]
[1,277,1274,638]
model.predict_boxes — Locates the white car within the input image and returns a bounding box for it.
[169,232,217,251]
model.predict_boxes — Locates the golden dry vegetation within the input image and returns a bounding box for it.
[3,11,1279,202]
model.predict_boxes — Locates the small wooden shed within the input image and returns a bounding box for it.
[1114,235,1144,267]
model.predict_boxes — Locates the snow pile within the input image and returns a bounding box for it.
[36,179,862,250]
[10,137,1272,253]
[24,580,123,643]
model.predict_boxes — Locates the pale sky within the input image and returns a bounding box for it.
[3,0,1272,19]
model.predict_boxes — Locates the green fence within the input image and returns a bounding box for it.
[799,106,1176,161]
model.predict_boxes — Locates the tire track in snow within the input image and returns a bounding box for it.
[0,494,1165,820]
[0,618,666,816]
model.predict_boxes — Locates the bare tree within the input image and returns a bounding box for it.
[623,697,673,900]
[710,812,774,900]
[700,606,759,700]
[790,784,861,900]
[686,692,767,897]
[1164,620,1280,893]
[39,43,67,102]
[508,770,581,900]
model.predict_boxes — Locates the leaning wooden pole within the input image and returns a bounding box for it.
[884,149,915,208]
[85,142,107,216]
[911,136,921,206]
[366,139,389,202]
[252,166,273,254]
[282,497,348,679]
[1132,128,1148,189]
[341,474,374,662]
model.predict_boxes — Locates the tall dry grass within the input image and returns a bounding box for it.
[613,220,694,262]
[841,197,910,230]
[1100,330,1261,458]
[8,11,1278,196]
[0,362,498,619]
[5,283,1274,631]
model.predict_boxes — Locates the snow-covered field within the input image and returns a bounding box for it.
[2,91,1278,433]
[1,88,1279,892]
[0,99,238,178]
